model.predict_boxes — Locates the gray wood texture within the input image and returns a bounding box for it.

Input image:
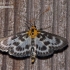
[0,0,69,70]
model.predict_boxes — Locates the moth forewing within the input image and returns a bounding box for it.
[0,26,68,64]
[51,35,68,50]
[34,30,68,57]
[0,37,9,52]
[40,31,68,50]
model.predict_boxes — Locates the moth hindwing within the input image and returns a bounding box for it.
[0,26,68,62]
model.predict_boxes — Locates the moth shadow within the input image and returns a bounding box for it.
[8,55,30,60]
[37,54,53,60]
[0,51,30,60]
[0,51,8,55]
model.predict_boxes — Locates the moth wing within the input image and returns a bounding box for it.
[0,37,9,52]
[0,31,31,57]
[35,31,68,57]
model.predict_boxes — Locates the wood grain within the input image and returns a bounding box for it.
[0,0,69,70]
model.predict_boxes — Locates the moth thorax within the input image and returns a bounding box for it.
[31,38,35,45]
[26,26,40,38]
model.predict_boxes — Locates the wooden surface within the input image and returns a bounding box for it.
[0,0,70,70]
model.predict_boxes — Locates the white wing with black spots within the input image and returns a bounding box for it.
[0,30,68,58]
[35,31,67,57]
[0,32,31,57]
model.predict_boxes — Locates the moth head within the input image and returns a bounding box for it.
[26,26,40,38]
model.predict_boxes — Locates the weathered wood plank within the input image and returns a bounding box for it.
[0,0,5,70]
[13,0,25,70]
[41,0,53,70]
[0,0,69,70]
[51,0,59,70]
[56,0,67,70]
[1,0,9,70]
[52,0,67,70]
[6,0,14,70]
[65,0,70,70]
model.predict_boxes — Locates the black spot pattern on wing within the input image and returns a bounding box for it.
[10,49,14,54]
[37,34,41,38]
[48,46,53,53]
[13,42,19,46]
[25,45,29,49]
[25,34,29,38]
[16,46,22,51]
[40,38,44,41]
[44,41,50,45]
[11,36,17,40]
[55,38,60,44]
[47,34,52,39]
[41,46,47,51]
[23,48,24,50]
[8,47,14,54]
[26,51,30,55]
[36,44,38,49]
[39,34,46,41]
[18,34,23,38]
[19,36,25,41]
[39,47,40,50]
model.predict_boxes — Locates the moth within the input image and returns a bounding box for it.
[0,26,68,63]
[0,7,68,64]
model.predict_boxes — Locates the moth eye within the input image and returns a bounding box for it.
[41,46,47,51]
[16,46,22,51]
[44,41,50,45]
[13,42,19,46]
[25,45,29,49]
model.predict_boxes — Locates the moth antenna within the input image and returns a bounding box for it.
[25,22,30,30]
[39,28,43,30]
[30,6,50,28]
[22,15,33,29]
[39,26,51,30]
